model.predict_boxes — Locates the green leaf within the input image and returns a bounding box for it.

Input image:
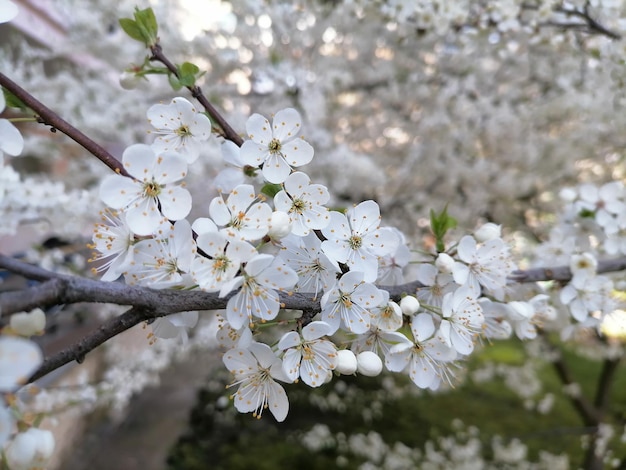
[168,74,182,91]
[179,62,200,76]
[261,183,283,198]
[118,18,144,42]
[2,88,27,111]
[177,62,201,87]
[430,205,457,252]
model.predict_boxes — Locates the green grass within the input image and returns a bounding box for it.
[167,339,626,469]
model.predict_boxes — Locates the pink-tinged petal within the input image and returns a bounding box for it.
[456,235,477,263]
[99,175,141,209]
[411,313,435,342]
[278,331,301,351]
[281,348,301,382]
[348,200,381,235]
[122,144,156,180]
[283,171,310,196]
[126,198,162,235]
[262,154,291,184]
[153,152,188,184]
[159,186,192,220]
[240,139,269,166]
[282,139,314,167]
[246,113,273,144]
[322,211,351,240]
[302,321,333,341]
[0,120,24,156]
[272,108,302,142]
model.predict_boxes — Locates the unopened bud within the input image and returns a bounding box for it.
[335,349,357,375]
[268,211,292,239]
[435,253,455,274]
[356,351,383,377]
[10,309,46,337]
[474,223,501,242]
[400,296,420,315]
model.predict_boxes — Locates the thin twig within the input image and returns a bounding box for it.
[149,43,244,146]
[0,73,128,176]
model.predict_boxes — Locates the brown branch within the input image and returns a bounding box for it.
[149,43,244,147]
[29,305,153,382]
[0,73,129,177]
[509,256,626,283]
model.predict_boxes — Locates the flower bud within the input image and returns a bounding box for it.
[10,309,46,337]
[400,295,420,316]
[474,223,501,242]
[119,69,148,90]
[268,211,292,239]
[435,253,455,274]
[356,351,383,377]
[5,428,55,470]
[335,349,357,375]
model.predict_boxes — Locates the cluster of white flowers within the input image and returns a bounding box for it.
[88,100,555,422]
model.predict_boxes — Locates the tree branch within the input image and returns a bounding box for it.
[509,256,626,283]
[0,73,129,177]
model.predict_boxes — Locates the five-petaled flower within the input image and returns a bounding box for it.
[240,108,314,183]
[99,144,192,236]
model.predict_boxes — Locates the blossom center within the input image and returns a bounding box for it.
[142,181,162,198]
[230,211,247,229]
[268,138,282,154]
[348,235,362,250]
[340,293,353,309]
[175,124,192,138]
[290,198,307,214]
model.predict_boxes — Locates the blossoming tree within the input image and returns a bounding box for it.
[2,0,626,468]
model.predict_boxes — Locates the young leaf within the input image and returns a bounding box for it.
[261,183,283,198]
[119,18,144,42]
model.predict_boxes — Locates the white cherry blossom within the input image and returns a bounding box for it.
[273,171,330,236]
[125,220,195,288]
[222,254,298,329]
[209,184,272,241]
[278,321,337,387]
[320,270,383,334]
[147,97,212,164]
[321,200,400,282]
[240,108,314,183]
[385,313,457,389]
[223,342,291,422]
[0,336,43,391]
[439,286,484,355]
[99,144,191,236]
[191,229,257,292]
[89,209,135,281]
[277,232,340,299]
